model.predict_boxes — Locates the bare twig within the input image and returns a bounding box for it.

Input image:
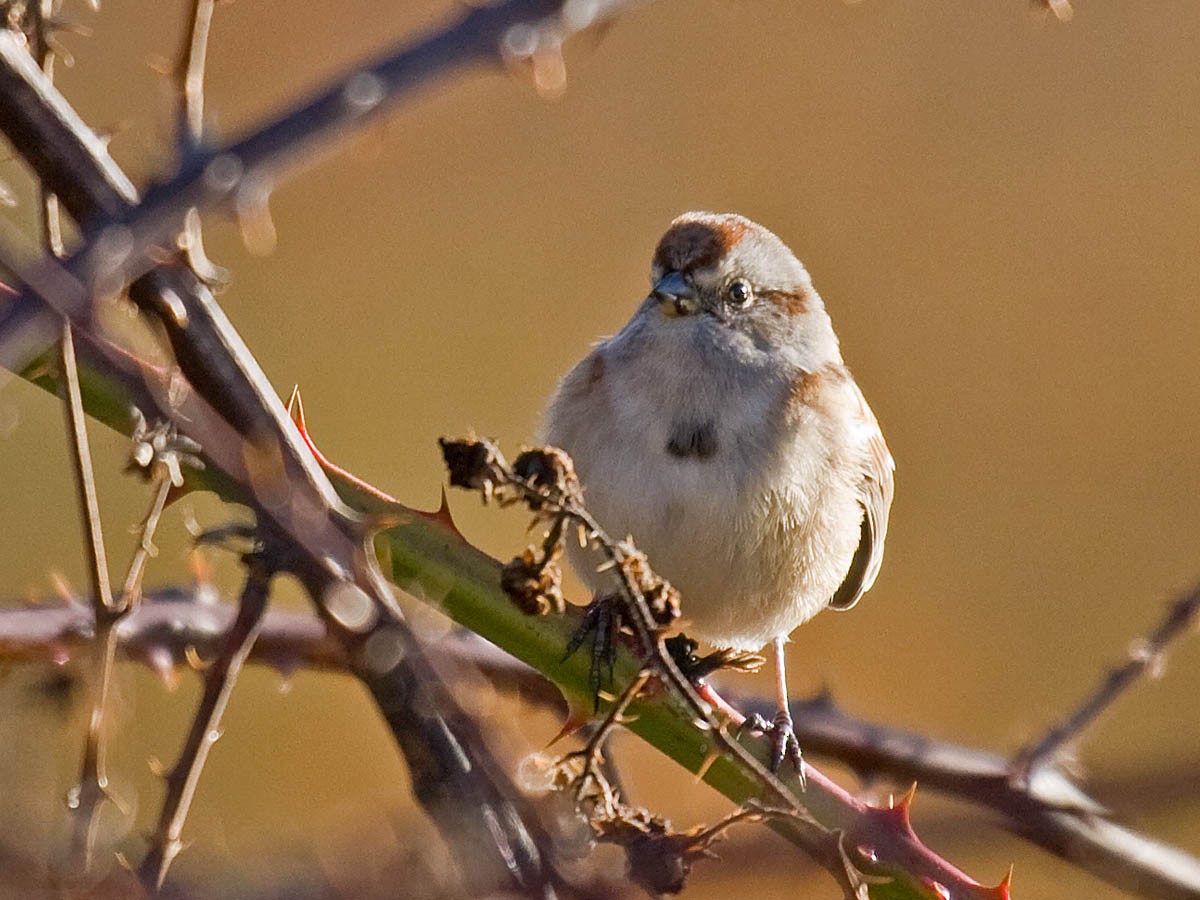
[56,324,113,612]
[173,0,224,283]
[27,0,126,875]
[60,322,125,876]
[119,475,173,608]
[175,0,212,150]
[138,556,271,892]
[0,586,344,673]
[1014,584,1200,779]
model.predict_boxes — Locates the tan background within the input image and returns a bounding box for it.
[2,0,1199,897]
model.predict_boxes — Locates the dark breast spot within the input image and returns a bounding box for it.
[666,420,718,460]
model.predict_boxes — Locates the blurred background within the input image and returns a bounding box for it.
[1,0,1199,897]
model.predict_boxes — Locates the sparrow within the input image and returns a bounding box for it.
[543,211,894,770]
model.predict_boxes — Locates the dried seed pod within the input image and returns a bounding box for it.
[438,437,504,496]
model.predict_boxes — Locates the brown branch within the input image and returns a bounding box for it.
[0,587,345,673]
[138,559,271,892]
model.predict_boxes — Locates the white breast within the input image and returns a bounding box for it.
[544,317,865,651]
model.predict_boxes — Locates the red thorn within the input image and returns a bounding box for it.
[867,783,917,832]
[287,387,402,507]
[546,710,588,747]
[422,486,465,539]
[288,386,314,448]
[985,865,1014,900]
[920,879,951,900]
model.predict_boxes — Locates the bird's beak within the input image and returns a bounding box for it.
[652,271,699,318]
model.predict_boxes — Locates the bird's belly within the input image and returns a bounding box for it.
[568,442,862,652]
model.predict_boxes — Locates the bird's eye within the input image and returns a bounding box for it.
[728,279,753,306]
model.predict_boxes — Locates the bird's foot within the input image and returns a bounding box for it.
[742,709,806,786]
[665,635,765,681]
[564,593,621,712]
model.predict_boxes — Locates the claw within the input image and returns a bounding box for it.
[741,710,806,787]
[770,708,805,783]
[564,594,619,711]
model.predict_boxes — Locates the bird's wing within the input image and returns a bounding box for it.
[829,382,894,610]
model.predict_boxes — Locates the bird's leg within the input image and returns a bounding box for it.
[768,637,805,778]
[564,593,620,711]
[739,638,805,781]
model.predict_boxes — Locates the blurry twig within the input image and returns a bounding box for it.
[0,586,344,673]
[138,556,271,891]
[29,0,125,876]
[172,0,224,284]
[0,0,651,360]
[1013,583,1200,779]
[1035,0,1075,23]
[175,0,212,148]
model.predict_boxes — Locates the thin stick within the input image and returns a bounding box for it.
[137,563,271,892]
[174,0,223,282]
[564,669,652,815]
[1015,584,1200,778]
[119,475,173,612]
[30,0,124,873]
[176,0,214,149]
[55,302,112,616]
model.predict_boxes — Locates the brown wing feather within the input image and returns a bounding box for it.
[829,384,894,610]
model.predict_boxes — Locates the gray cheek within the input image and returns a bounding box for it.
[666,420,718,460]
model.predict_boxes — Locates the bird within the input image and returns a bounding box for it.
[542,211,894,770]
